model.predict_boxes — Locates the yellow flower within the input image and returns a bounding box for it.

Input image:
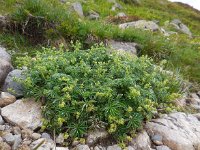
[117,118,125,125]
[58,117,65,126]
[127,106,133,112]
[79,138,85,144]
[126,136,132,142]
[59,101,65,108]
[108,123,117,133]
[64,133,69,139]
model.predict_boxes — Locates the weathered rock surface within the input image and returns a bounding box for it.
[119,20,159,31]
[107,144,121,150]
[30,138,55,150]
[0,92,16,107]
[108,40,139,56]
[86,129,108,145]
[1,99,42,130]
[2,69,24,98]
[74,144,90,150]
[0,60,13,88]
[146,112,200,150]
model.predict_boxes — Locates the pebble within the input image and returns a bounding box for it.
[2,132,15,145]
[31,133,41,140]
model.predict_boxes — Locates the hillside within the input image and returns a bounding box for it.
[0,0,200,150]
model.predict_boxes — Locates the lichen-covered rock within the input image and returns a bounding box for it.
[1,99,42,130]
[146,112,200,150]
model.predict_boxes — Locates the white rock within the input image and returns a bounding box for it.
[1,99,42,130]
[146,112,200,150]
[30,138,55,150]
[54,147,69,150]
[107,145,122,150]
[32,133,41,140]
[87,129,108,145]
[56,133,64,144]
[12,134,22,150]
[2,132,15,145]
[0,46,11,63]
[75,144,90,150]
[156,145,171,150]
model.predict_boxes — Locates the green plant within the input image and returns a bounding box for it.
[17,43,182,144]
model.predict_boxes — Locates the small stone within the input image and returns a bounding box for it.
[54,147,69,150]
[17,144,31,150]
[0,125,5,130]
[13,126,21,135]
[21,129,33,140]
[111,3,123,11]
[75,144,90,150]
[72,140,79,146]
[12,134,22,150]
[22,138,32,145]
[107,145,122,150]
[71,2,84,18]
[2,132,15,145]
[127,146,135,150]
[88,10,100,20]
[0,140,11,150]
[151,134,163,146]
[0,115,4,125]
[0,92,16,107]
[56,133,64,144]
[156,145,171,150]
[94,145,106,150]
[116,12,127,17]
[31,133,41,140]
[87,129,108,145]
[30,138,55,150]
[41,132,51,139]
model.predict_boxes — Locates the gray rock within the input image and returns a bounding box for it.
[112,3,123,11]
[86,129,108,145]
[127,146,135,150]
[56,133,64,144]
[0,115,4,125]
[108,40,139,56]
[0,46,11,63]
[146,112,200,150]
[131,131,151,150]
[1,99,42,130]
[74,145,90,150]
[88,10,100,20]
[107,145,122,150]
[156,146,171,150]
[30,138,55,150]
[32,133,41,140]
[72,2,84,18]
[116,12,127,17]
[13,126,21,135]
[2,132,15,145]
[94,145,106,150]
[54,147,69,150]
[12,134,22,150]
[2,69,25,98]
[0,92,16,107]
[41,132,51,140]
[0,125,6,131]
[21,129,33,140]
[151,134,163,146]
[0,60,13,88]
[170,19,192,37]
[119,20,160,32]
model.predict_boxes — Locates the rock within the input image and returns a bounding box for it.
[0,125,5,131]
[127,146,135,150]
[22,139,32,145]
[94,145,106,150]
[17,144,31,150]
[72,2,84,18]
[131,131,151,150]
[74,144,90,150]
[54,147,69,150]
[108,40,139,56]
[119,20,160,32]
[2,132,15,145]
[86,129,108,145]
[0,115,4,125]
[0,140,11,150]
[12,134,22,150]
[13,126,21,135]
[41,132,51,140]
[2,69,25,98]
[32,133,41,140]
[107,145,122,150]
[0,46,11,63]
[151,134,163,146]
[30,138,55,150]
[0,15,8,30]
[88,10,100,20]
[56,133,64,144]
[170,19,192,37]
[0,60,13,88]
[21,129,33,140]
[1,99,42,130]
[156,146,171,150]
[146,112,200,150]
[116,12,127,17]
[111,3,123,11]
[0,92,16,107]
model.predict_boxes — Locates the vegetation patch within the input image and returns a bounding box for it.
[17,43,182,144]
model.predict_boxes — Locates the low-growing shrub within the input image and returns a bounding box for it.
[17,43,182,144]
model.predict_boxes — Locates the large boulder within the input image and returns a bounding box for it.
[146,112,200,150]
[2,69,24,98]
[119,20,159,32]
[0,60,13,88]
[1,99,42,130]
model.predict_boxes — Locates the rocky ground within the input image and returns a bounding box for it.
[1,44,200,150]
